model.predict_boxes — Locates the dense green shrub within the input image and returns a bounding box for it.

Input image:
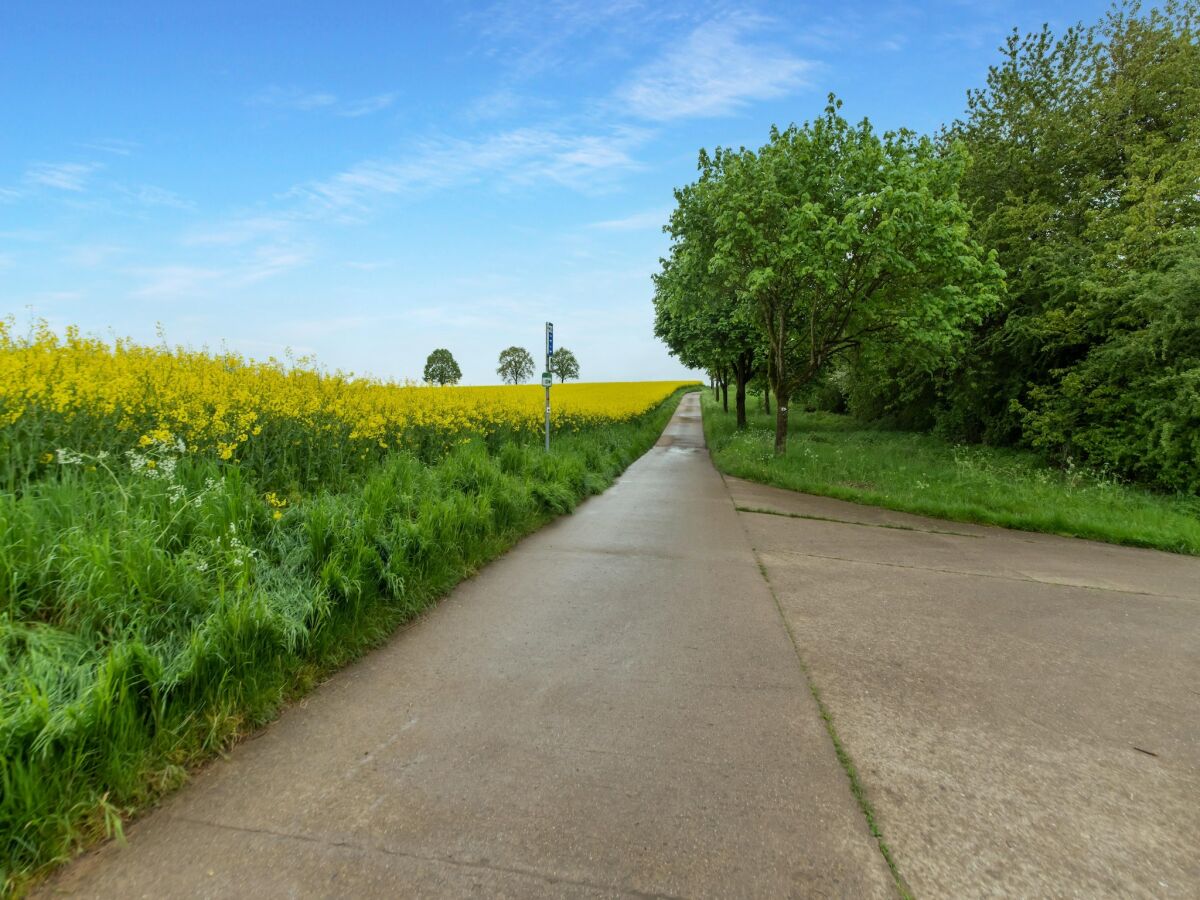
[846,2,1200,492]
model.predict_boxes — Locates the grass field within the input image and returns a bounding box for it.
[0,325,697,892]
[701,392,1200,555]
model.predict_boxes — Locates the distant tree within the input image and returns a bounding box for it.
[423,348,462,386]
[549,347,580,382]
[496,346,535,384]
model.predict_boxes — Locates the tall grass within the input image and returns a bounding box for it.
[702,392,1200,554]
[0,388,694,894]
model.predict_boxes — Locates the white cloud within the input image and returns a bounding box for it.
[118,184,195,210]
[587,208,669,230]
[183,215,296,247]
[236,245,311,286]
[617,15,812,120]
[339,93,397,117]
[344,260,394,271]
[249,86,396,117]
[249,86,338,111]
[464,89,534,122]
[292,125,646,218]
[25,161,102,192]
[465,0,675,78]
[67,244,127,267]
[130,242,312,298]
[130,265,224,298]
[80,138,139,156]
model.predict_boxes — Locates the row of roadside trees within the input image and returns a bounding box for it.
[422,346,581,386]
[653,96,1003,456]
[655,1,1200,491]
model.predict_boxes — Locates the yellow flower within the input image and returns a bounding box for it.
[272,510,283,521]
[41,452,54,464]
[0,323,697,466]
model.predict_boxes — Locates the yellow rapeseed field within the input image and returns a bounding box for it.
[0,321,694,466]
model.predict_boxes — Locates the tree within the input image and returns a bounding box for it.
[496,346,535,384]
[549,347,580,382]
[654,176,763,428]
[423,348,462,386]
[653,257,759,426]
[915,1,1200,490]
[668,96,1002,454]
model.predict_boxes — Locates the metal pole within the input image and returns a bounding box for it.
[544,322,551,452]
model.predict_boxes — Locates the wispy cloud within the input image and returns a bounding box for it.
[116,184,195,210]
[249,85,338,111]
[292,125,646,219]
[25,161,102,192]
[130,242,313,299]
[463,88,544,122]
[130,265,224,298]
[248,86,396,117]
[238,244,311,285]
[80,138,139,156]
[465,0,677,78]
[587,208,669,230]
[66,244,127,267]
[617,15,812,120]
[183,215,297,247]
[340,93,397,117]
[344,260,394,271]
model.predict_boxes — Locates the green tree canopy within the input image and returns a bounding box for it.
[496,346,535,385]
[896,0,1200,490]
[549,347,580,382]
[423,348,462,386]
[662,96,1003,453]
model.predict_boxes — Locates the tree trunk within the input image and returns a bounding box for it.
[735,371,747,429]
[773,387,789,456]
[721,378,729,413]
[763,383,771,415]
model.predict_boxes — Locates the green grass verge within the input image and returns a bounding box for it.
[702,392,1200,555]
[1,388,695,895]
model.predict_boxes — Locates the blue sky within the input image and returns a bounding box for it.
[1,0,1108,384]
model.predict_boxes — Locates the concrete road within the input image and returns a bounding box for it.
[729,477,1200,898]
[42,394,894,899]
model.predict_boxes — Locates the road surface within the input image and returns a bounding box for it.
[43,394,893,898]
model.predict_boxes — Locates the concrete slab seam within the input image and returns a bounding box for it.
[744,550,913,900]
[764,546,1196,601]
[716,469,912,898]
[734,505,980,538]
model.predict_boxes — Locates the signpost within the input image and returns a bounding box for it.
[544,322,553,452]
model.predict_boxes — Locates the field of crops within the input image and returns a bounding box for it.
[0,323,695,891]
[1,322,692,490]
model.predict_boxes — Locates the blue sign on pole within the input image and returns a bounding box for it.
[546,322,553,356]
